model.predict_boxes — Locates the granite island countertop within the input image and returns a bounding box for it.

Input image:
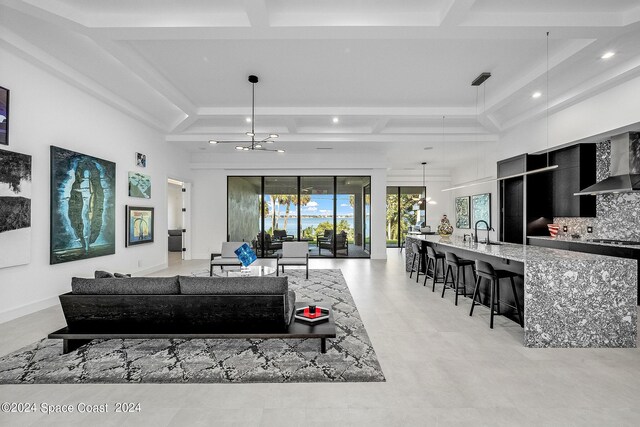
[527,235,640,250]
[405,234,638,348]
[408,234,632,264]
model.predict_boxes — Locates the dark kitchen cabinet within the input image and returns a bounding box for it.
[549,144,596,217]
[498,154,553,244]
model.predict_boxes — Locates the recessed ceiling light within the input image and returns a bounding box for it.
[532,92,542,99]
[208,140,218,144]
[277,149,285,153]
[246,117,252,123]
[601,51,615,59]
[332,117,339,123]
[235,146,244,150]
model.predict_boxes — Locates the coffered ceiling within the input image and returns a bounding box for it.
[1,0,640,170]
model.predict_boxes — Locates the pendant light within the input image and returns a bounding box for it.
[442,33,558,192]
[208,75,284,153]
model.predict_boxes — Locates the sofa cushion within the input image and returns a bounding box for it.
[179,276,288,295]
[94,270,114,279]
[71,276,180,295]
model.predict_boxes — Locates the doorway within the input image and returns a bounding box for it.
[167,178,185,265]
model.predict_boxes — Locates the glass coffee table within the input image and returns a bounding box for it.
[211,265,276,278]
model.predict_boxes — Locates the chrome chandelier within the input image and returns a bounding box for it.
[209,75,284,153]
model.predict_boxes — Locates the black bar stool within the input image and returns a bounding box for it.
[442,252,476,305]
[469,260,523,329]
[409,242,426,283]
[424,246,445,291]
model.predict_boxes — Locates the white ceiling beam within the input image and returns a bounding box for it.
[439,0,477,27]
[166,133,498,144]
[0,28,168,132]
[196,106,477,117]
[371,118,391,134]
[482,38,595,117]
[89,35,197,115]
[243,0,270,28]
[501,54,640,131]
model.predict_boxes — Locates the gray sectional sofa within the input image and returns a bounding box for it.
[50,274,297,353]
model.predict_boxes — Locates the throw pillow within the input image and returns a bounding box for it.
[94,270,114,279]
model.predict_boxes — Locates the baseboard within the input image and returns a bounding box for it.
[136,262,168,276]
[0,295,59,324]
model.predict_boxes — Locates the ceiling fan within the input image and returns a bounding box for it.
[209,75,284,153]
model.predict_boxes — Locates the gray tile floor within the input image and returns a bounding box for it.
[1,250,639,426]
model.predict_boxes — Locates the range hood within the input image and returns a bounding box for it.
[574,132,640,196]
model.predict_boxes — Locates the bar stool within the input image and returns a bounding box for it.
[409,242,426,283]
[424,246,445,291]
[441,252,476,305]
[469,260,523,329]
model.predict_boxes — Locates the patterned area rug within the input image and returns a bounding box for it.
[0,269,385,384]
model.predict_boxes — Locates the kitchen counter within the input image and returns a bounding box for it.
[406,234,637,348]
[527,235,640,250]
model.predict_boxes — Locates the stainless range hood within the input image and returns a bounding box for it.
[574,132,640,196]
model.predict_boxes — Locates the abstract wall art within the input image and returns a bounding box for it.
[471,193,491,230]
[454,196,470,229]
[0,148,31,268]
[128,171,151,199]
[136,152,146,168]
[126,205,154,246]
[50,146,116,264]
[0,86,8,145]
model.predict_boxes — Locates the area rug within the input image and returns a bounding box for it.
[0,269,385,384]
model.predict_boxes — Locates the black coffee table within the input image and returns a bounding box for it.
[288,302,336,353]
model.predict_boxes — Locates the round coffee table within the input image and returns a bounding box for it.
[211,265,276,278]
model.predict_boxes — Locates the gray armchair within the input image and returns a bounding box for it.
[277,242,309,279]
[209,242,243,276]
[318,230,348,256]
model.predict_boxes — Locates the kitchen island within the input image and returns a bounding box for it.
[406,235,637,348]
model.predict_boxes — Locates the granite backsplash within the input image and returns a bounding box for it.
[554,140,640,241]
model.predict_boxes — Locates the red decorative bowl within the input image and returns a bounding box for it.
[548,224,560,238]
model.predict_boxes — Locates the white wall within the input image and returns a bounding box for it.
[167,182,183,230]
[0,46,191,322]
[191,166,388,259]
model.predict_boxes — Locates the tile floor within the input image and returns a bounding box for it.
[1,250,639,426]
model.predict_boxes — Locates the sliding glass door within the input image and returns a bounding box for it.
[228,176,371,258]
[386,186,425,248]
[300,177,334,257]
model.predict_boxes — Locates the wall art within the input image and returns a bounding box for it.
[50,146,116,264]
[0,86,8,145]
[454,196,470,229]
[0,148,31,268]
[136,152,146,168]
[128,171,151,199]
[471,193,491,229]
[126,205,154,246]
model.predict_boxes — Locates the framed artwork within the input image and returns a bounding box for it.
[128,171,151,199]
[454,196,470,229]
[126,205,154,246]
[50,146,116,264]
[0,149,32,268]
[471,193,491,229]
[0,86,8,145]
[136,152,146,168]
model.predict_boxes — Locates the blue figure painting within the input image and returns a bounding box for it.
[50,146,116,264]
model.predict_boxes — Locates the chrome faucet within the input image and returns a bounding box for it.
[474,220,494,244]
